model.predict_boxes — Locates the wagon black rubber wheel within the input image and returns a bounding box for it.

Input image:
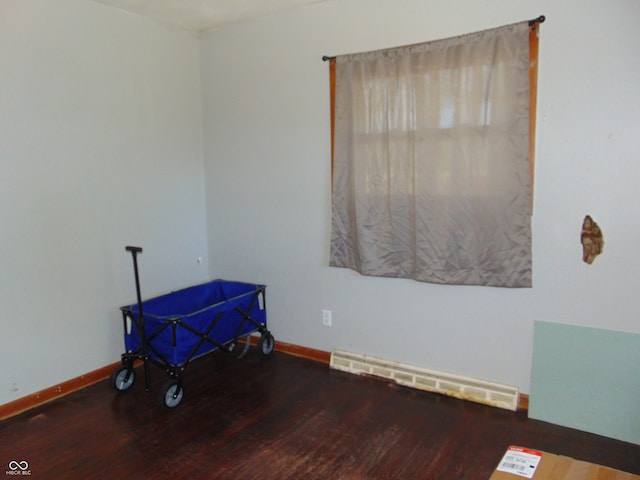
[159,380,184,409]
[110,365,135,392]
[258,332,275,357]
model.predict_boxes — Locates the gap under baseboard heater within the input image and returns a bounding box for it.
[330,349,519,411]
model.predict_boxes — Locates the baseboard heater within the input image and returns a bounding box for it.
[330,349,519,411]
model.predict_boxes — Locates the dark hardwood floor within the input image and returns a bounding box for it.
[1,349,639,479]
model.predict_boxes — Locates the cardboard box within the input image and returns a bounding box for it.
[490,446,640,480]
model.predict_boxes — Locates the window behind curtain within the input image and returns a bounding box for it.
[330,21,536,287]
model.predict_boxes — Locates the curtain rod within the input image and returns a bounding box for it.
[322,14,546,61]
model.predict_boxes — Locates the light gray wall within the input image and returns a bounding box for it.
[200,0,640,393]
[0,0,209,405]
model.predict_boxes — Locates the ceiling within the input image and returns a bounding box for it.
[92,0,330,33]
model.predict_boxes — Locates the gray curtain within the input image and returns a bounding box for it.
[330,21,532,287]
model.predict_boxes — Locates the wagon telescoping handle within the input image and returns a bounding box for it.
[125,246,144,315]
[125,245,151,391]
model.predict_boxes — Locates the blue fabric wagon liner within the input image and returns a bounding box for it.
[121,280,268,366]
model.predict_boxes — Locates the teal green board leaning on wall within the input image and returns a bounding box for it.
[530,321,640,445]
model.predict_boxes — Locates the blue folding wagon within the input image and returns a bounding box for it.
[110,246,275,408]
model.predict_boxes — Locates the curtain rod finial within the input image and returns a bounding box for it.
[529,15,545,26]
[322,55,335,62]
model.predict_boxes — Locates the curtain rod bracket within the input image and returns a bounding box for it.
[529,15,545,27]
[322,55,335,62]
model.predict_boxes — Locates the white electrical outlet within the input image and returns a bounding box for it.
[322,309,332,327]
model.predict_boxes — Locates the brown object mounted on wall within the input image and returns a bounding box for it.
[581,215,604,264]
